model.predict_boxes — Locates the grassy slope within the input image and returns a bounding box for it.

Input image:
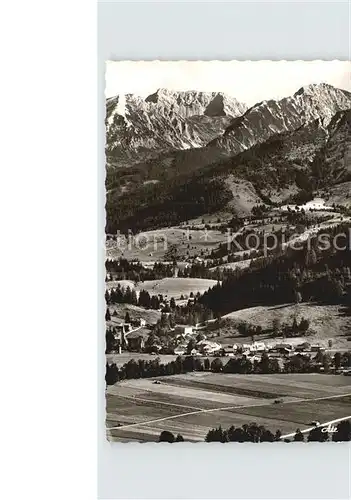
[326,181,351,207]
[106,227,228,262]
[219,303,351,349]
[107,303,161,326]
[107,277,218,300]
[136,278,218,299]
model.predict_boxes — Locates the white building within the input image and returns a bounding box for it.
[174,346,186,356]
[174,325,193,336]
[238,342,266,353]
[197,340,222,355]
[251,342,266,352]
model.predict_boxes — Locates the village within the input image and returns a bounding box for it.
[106,312,351,375]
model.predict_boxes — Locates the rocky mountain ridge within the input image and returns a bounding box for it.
[106,90,247,166]
[210,83,351,154]
[106,84,351,186]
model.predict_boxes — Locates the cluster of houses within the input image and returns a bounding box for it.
[174,339,223,356]
[109,321,217,354]
[173,339,327,359]
[280,198,335,213]
[109,315,330,359]
[266,341,325,355]
[231,341,326,358]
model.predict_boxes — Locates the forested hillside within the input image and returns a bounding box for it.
[199,223,351,315]
[106,110,351,233]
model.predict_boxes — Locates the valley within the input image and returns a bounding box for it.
[104,81,351,443]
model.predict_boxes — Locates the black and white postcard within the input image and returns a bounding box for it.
[104,61,351,444]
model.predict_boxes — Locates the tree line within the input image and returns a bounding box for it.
[105,351,351,385]
[105,259,174,281]
[235,316,310,339]
[105,286,215,324]
[105,257,248,282]
[157,420,351,443]
[205,419,351,443]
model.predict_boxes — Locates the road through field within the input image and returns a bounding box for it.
[107,391,351,432]
[280,415,351,439]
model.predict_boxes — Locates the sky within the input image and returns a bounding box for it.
[105,60,351,107]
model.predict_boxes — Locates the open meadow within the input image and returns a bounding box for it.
[106,372,351,442]
[107,277,218,300]
[106,303,162,326]
[220,303,351,349]
[106,227,229,262]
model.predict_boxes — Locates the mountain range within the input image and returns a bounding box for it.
[105,83,351,233]
[106,89,247,166]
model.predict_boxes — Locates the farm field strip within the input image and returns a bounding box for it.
[152,372,351,386]
[114,393,204,411]
[107,421,206,442]
[109,379,272,406]
[114,413,308,440]
[107,391,351,432]
[231,398,351,428]
[108,389,235,412]
[153,375,351,398]
[106,403,185,424]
